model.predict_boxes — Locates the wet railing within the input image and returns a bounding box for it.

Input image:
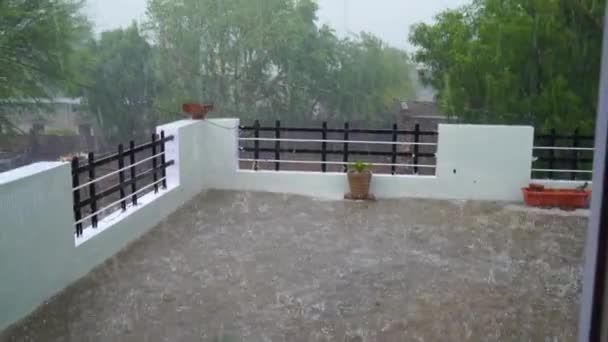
[71,132,174,237]
[239,120,438,175]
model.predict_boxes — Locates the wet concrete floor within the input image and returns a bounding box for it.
[1,190,587,341]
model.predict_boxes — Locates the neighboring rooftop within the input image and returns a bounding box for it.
[398,100,453,141]
[1,190,586,341]
[401,100,446,120]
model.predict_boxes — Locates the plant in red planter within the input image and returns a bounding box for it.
[522,182,591,210]
[182,102,214,120]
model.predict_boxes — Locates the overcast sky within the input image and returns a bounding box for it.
[85,0,468,51]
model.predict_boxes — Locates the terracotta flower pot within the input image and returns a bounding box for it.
[347,170,372,199]
[182,102,214,120]
[522,187,591,210]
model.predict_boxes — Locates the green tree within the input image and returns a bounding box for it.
[326,33,413,125]
[409,0,604,132]
[78,23,160,143]
[0,0,89,132]
[146,0,414,125]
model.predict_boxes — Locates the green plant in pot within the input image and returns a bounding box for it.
[346,161,374,200]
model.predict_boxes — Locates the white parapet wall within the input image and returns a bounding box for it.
[203,120,536,202]
[433,124,535,201]
[0,119,211,331]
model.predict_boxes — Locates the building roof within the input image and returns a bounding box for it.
[401,101,446,119]
[0,97,82,105]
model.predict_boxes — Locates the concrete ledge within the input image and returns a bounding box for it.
[0,162,65,185]
[228,170,440,200]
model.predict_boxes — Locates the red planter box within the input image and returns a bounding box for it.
[522,188,591,209]
[182,103,214,120]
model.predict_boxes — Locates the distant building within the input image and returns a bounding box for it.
[1,97,94,136]
[0,98,98,171]
[401,65,457,131]
[399,100,454,132]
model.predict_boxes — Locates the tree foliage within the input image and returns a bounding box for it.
[77,23,160,142]
[410,0,604,132]
[146,0,414,125]
[0,0,89,131]
[327,33,413,124]
[0,0,415,139]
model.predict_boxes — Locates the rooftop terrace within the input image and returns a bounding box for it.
[0,119,593,340]
[1,190,587,341]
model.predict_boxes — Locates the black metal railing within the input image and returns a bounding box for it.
[71,131,174,237]
[239,120,439,175]
[533,129,595,181]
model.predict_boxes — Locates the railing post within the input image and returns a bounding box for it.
[343,122,350,173]
[160,130,167,189]
[391,123,398,175]
[118,144,126,211]
[572,128,580,180]
[152,133,158,193]
[129,140,138,205]
[321,121,327,172]
[71,158,82,236]
[254,120,260,171]
[87,152,98,228]
[413,124,420,174]
[548,128,556,179]
[275,120,281,171]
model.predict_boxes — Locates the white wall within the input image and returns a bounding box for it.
[205,121,536,202]
[434,124,534,201]
[0,162,75,331]
[0,119,210,331]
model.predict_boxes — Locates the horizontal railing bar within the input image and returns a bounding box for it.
[240,126,438,135]
[75,161,174,209]
[239,137,437,146]
[75,177,167,226]
[239,158,437,169]
[535,134,594,140]
[533,146,595,151]
[74,151,166,191]
[534,157,594,163]
[72,135,174,175]
[241,147,436,158]
[531,168,593,174]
